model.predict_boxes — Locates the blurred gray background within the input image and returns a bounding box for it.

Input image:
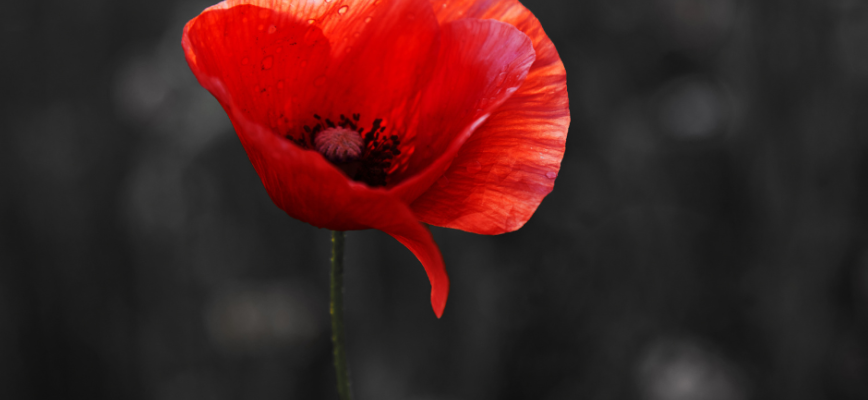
[3,0,868,399]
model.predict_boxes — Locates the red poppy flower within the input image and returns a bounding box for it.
[182,0,569,317]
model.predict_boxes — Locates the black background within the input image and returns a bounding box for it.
[3,0,868,399]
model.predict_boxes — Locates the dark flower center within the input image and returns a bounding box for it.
[285,113,402,187]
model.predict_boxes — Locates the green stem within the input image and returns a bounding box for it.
[330,231,352,400]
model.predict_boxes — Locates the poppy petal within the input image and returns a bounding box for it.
[390,18,536,203]
[311,0,441,129]
[205,81,449,315]
[412,0,570,234]
[183,0,441,144]
[183,3,333,135]
[183,1,449,316]
[384,226,449,318]
[242,116,449,317]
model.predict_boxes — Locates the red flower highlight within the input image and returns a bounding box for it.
[183,0,569,317]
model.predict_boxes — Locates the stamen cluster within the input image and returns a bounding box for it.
[285,113,402,187]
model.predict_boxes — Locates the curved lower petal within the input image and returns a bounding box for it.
[412,0,570,234]
[384,225,449,318]
[206,78,448,315]
[389,18,536,203]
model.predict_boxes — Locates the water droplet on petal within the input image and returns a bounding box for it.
[277,80,284,89]
[324,0,332,3]
[364,16,372,23]
[338,5,348,14]
[268,25,277,34]
[241,57,249,65]
[467,160,482,173]
[314,75,326,87]
[307,19,315,24]
[545,171,558,179]
[261,56,274,70]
